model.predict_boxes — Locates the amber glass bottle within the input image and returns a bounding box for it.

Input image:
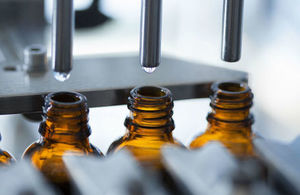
[23,92,102,193]
[190,82,254,157]
[0,133,15,165]
[108,86,182,169]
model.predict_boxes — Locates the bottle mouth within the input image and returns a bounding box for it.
[40,91,91,138]
[210,81,253,110]
[127,86,175,131]
[213,81,250,94]
[47,91,85,105]
[132,86,170,99]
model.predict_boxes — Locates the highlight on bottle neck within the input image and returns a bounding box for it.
[125,86,174,133]
[39,91,91,139]
[209,81,254,124]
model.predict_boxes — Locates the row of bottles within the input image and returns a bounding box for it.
[0,81,255,194]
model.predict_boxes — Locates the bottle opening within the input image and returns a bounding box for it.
[49,92,82,104]
[213,82,250,95]
[126,86,175,131]
[218,82,246,92]
[136,86,168,98]
[209,81,253,121]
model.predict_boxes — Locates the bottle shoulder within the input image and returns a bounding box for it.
[190,128,253,148]
[90,143,103,156]
[189,129,254,157]
[0,149,15,165]
[23,141,43,158]
[189,131,220,149]
[107,136,124,154]
[23,139,103,158]
[108,133,182,153]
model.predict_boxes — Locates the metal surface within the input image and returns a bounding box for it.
[140,0,162,71]
[162,144,276,195]
[0,160,58,195]
[162,143,238,195]
[254,138,300,194]
[23,44,48,73]
[52,0,74,81]
[64,151,167,195]
[0,55,247,115]
[0,1,45,67]
[221,0,244,62]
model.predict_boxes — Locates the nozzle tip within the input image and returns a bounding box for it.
[54,72,70,82]
[142,67,156,74]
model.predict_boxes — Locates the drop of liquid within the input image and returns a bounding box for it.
[143,67,156,74]
[54,72,70,82]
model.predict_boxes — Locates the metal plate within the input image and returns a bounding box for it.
[0,55,247,114]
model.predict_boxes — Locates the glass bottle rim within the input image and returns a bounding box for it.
[46,91,86,106]
[212,81,250,95]
[130,86,171,100]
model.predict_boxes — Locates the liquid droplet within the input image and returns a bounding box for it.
[143,67,156,74]
[54,72,70,82]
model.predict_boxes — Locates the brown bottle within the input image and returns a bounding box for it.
[190,81,254,157]
[23,92,103,193]
[108,86,182,169]
[0,133,15,165]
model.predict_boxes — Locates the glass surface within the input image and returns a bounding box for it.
[108,86,182,169]
[0,133,15,165]
[190,82,255,157]
[23,92,103,193]
[0,149,14,165]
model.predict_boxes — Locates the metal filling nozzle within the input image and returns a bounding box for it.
[52,0,74,81]
[221,0,244,62]
[140,0,162,73]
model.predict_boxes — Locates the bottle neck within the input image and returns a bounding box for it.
[207,113,253,135]
[125,86,175,138]
[207,82,254,134]
[39,92,91,143]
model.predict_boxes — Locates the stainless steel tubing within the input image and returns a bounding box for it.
[221,0,244,62]
[52,0,74,81]
[140,0,162,73]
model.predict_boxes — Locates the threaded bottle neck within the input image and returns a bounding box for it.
[39,92,91,141]
[125,86,175,134]
[208,82,254,132]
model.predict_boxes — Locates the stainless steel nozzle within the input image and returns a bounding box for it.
[140,0,162,73]
[52,0,74,81]
[221,0,244,62]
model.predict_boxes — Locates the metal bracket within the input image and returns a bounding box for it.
[0,55,247,115]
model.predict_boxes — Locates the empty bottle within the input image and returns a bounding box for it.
[108,86,182,169]
[190,81,254,157]
[0,133,15,165]
[23,92,103,193]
